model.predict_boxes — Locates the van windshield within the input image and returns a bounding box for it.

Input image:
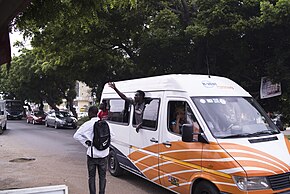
[191,97,280,138]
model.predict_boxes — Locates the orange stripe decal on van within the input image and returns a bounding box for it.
[130,145,232,179]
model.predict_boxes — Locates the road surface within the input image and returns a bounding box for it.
[0,120,172,194]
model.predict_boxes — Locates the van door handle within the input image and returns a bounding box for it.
[162,141,172,147]
[150,138,158,143]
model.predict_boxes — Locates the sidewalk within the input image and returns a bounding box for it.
[0,132,87,194]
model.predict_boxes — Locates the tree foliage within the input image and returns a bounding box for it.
[3,0,290,121]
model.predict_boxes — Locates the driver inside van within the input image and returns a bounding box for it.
[170,105,200,140]
[171,106,186,134]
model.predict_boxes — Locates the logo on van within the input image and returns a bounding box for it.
[202,80,217,88]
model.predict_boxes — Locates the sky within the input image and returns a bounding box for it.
[9,31,31,56]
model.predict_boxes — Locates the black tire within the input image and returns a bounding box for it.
[193,180,219,194]
[108,150,124,177]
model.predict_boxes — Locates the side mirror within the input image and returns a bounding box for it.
[182,124,209,143]
[182,124,194,142]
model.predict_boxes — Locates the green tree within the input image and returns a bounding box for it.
[10,0,290,122]
[0,49,78,116]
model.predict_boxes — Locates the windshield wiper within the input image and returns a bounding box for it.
[219,134,251,139]
[248,130,279,137]
[219,130,278,139]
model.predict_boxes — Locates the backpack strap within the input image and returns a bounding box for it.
[91,144,93,158]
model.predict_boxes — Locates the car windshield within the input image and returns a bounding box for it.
[57,111,72,118]
[192,97,280,138]
[6,101,22,110]
[34,111,45,116]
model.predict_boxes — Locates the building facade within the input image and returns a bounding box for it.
[74,81,93,113]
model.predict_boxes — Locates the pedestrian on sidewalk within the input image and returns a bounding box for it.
[73,106,110,194]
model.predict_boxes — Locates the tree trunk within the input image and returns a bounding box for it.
[67,97,77,119]
[39,100,44,112]
[46,98,59,111]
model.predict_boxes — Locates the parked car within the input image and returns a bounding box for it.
[45,110,77,129]
[78,112,88,118]
[26,110,47,125]
[5,100,24,120]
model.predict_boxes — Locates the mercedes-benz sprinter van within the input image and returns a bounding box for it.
[101,74,290,194]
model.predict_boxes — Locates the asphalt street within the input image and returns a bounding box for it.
[0,120,172,194]
[1,120,290,194]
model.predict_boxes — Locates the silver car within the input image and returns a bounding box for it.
[45,110,77,129]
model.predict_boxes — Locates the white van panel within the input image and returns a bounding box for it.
[0,100,7,133]
[102,74,251,97]
[102,74,290,194]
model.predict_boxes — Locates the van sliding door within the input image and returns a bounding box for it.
[128,98,161,184]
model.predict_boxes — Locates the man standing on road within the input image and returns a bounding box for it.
[73,106,109,194]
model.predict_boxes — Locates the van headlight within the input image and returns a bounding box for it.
[233,176,270,190]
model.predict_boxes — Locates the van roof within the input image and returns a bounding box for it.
[102,74,251,97]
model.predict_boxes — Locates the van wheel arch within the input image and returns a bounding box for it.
[191,179,219,194]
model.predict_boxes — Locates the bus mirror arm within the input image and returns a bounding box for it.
[198,133,209,144]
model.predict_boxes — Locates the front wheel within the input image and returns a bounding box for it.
[108,150,123,177]
[193,180,219,194]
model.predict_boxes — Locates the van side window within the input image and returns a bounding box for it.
[107,99,130,124]
[168,101,200,140]
[134,99,160,130]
